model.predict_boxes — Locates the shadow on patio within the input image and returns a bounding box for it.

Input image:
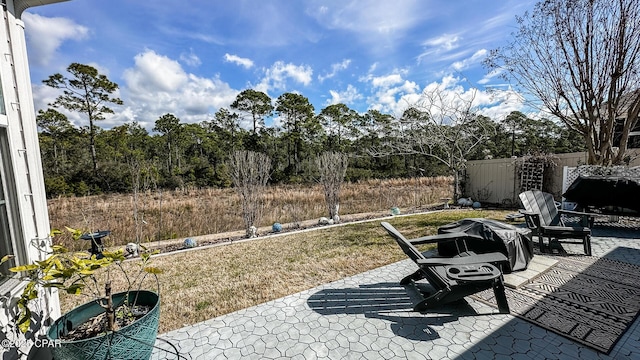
[306,282,491,342]
[456,244,640,359]
[151,227,640,359]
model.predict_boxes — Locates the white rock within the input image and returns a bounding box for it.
[248,225,258,238]
[125,243,138,257]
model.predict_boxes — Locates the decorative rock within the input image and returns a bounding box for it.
[125,242,138,257]
[319,217,330,225]
[183,238,197,248]
[441,198,451,209]
[457,197,473,206]
[272,223,283,232]
[391,207,400,215]
[472,201,482,209]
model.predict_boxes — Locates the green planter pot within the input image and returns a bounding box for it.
[47,290,160,360]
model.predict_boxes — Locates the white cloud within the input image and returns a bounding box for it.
[124,50,188,92]
[418,75,524,122]
[371,74,404,88]
[180,50,202,67]
[255,61,313,93]
[478,68,504,85]
[224,53,254,69]
[119,50,237,127]
[307,0,429,53]
[326,84,362,105]
[364,70,420,115]
[417,33,463,64]
[423,33,460,51]
[318,59,351,82]
[309,0,424,36]
[32,83,63,117]
[23,13,89,67]
[363,72,524,120]
[477,88,525,121]
[451,49,487,71]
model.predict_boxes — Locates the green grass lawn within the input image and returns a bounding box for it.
[59,209,516,333]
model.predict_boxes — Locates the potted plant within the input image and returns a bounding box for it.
[3,228,162,360]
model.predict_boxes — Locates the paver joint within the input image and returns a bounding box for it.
[152,229,640,359]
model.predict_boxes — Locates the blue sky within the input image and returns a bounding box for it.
[24,0,536,131]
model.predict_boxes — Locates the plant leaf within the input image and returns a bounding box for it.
[9,264,39,272]
[42,269,65,280]
[102,250,125,262]
[144,266,163,274]
[43,282,66,289]
[49,228,63,237]
[17,308,32,333]
[66,226,84,240]
[1,254,14,265]
[51,244,68,253]
[66,284,85,295]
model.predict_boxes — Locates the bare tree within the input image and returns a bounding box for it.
[228,151,271,237]
[486,0,640,165]
[130,158,157,246]
[370,87,494,200]
[316,152,349,222]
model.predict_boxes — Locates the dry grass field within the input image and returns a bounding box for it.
[47,176,453,250]
[57,209,515,334]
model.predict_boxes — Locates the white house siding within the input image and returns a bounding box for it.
[0,1,67,359]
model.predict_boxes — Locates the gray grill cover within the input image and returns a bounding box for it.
[437,218,533,273]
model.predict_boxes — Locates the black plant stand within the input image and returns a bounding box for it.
[80,230,111,259]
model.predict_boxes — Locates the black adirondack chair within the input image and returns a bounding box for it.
[519,190,594,256]
[380,222,510,313]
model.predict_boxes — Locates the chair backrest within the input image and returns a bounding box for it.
[519,190,560,226]
[380,222,425,262]
[380,222,449,289]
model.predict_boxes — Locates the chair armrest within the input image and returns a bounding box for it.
[558,209,595,227]
[519,210,541,230]
[558,209,594,217]
[416,252,508,266]
[539,225,590,235]
[409,232,479,245]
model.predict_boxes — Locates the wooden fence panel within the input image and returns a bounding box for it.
[465,150,640,207]
[465,157,518,206]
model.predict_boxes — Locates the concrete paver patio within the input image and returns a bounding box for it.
[151,225,640,359]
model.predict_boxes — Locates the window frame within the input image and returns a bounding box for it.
[0,126,25,290]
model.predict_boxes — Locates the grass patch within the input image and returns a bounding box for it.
[47,176,453,250]
[58,209,515,333]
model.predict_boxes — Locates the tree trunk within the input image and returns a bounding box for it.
[90,122,98,177]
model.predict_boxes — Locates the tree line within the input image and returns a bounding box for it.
[37,0,640,197]
[35,63,584,197]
